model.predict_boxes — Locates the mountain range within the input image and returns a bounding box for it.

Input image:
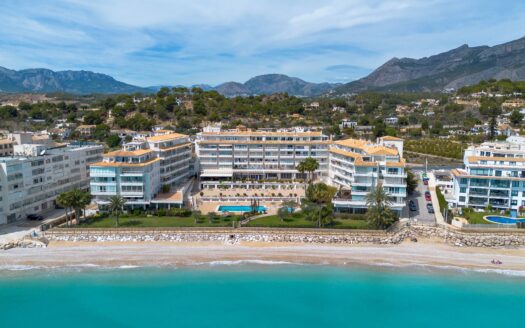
[147,75,339,97]
[336,36,525,93]
[0,67,148,94]
[2,36,525,96]
[213,74,339,97]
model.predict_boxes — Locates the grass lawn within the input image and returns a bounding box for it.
[78,215,242,228]
[245,214,374,229]
[463,211,525,224]
[463,211,493,224]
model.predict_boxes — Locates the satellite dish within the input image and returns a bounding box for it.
[40,149,46,156]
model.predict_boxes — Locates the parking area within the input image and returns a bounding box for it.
[0,208,67,243]
[404,170,436,224]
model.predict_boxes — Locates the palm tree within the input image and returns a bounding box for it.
[303,202,333,228]
[306,183,337,205]
[365,183,398,229]
[108,195,127,227]
[302,183,337,228]
[296,157,319,183]
[81,192,93,221]
[56,192,72,227]
[68,188,92,225]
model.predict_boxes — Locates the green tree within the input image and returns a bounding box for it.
[277,207,291,222]
[421,120,429,131]
[510,109,524,126]
[406,169,418,194]
[68,189,92,224]
[373,121,386,138]
[302,183,337,228]
[303,202,334,228]
[296,157,319,182]
[489,108,498,140]
[305,182,337,205]
[105,134,121,148]
[56,192,73,227]
[108,195,127,227]
[365,183,398,229]
[84,110,104,125]
[277,200,297,222]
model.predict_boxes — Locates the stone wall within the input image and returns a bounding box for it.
[3,225,524,249]
[411,225,525,247]
[44,228,410,245]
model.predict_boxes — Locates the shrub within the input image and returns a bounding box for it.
[167,208,192,217]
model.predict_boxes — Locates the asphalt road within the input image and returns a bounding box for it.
[405,171,436,224]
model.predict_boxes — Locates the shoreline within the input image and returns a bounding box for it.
[2,239,525,277]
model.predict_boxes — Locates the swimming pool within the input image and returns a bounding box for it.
[484,215,525,225]
[217,205,267,213]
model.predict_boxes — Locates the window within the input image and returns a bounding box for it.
[459,196,466,202]
[511,200,518,206]
[512,181,520,188]
[460,187,467,193]
[511,190,519,197]
[495,170,502,177]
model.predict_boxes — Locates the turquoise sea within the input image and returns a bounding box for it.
[1,264,524,327]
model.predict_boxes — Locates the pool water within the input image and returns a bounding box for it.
[484,215,525,225]
[218,205,267,213]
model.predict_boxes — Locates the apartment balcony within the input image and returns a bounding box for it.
[489,190,509,197]
[468,197,487,205]
[120,182,144,186]
[383,173,407,178]
[469,182,490,188]
[469,190,488,196]
[353,171,376,178]
[489,199,509,207]
[90,182,117,187]
[118,170,146,176]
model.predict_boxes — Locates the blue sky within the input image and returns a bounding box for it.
[1,0,524,86]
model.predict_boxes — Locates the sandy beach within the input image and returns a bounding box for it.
[1,239,525,275]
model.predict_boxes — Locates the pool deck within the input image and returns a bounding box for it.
[196,201,280,215]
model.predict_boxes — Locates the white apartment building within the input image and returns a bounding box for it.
[195,126,330,188]
[0,142,103,225]
[90,132,192,210]
[328,136,407,215]
[452,138,525,211]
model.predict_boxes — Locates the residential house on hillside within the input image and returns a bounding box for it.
[0,139,14,156]
[76,125,96,138]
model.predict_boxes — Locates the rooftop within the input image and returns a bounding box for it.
[380,136,404,141]
[104,149,153,157]
[147,133,188,142]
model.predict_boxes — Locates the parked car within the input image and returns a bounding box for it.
[27,214,44,221]
[425,191,431,201]
[426,203,434,213]
[409,200,417,211]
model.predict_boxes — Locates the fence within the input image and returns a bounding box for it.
[461,223,525,231]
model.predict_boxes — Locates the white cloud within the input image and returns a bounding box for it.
[0,0,524,86]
